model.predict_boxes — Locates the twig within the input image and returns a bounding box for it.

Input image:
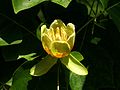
[0,13,37,38]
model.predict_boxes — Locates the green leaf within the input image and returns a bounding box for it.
[91,37,101,45]
[6,78,13,86]
[0,38,9,46]
[60,54,88,75]
[10,40,22,45]
[36,23,44,41]
[30,55,57,76]
[37,9,46,22]
[100,0,109,9]
[52,0,72,8]
[69,72,86,90]
[70,51,84,61]
[17,53,38,61]
[10,62,32,90]
[0,14,23,46]
[109,3,120,32]
[80,0,104,17]
[12,0,72,14]
[12,0,46,14]
[0,38,22,46]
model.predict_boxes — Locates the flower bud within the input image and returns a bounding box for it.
[41,19,75,58]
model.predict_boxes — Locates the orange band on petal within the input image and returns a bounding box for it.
[44,47,51,55]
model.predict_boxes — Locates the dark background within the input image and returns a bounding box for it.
[0,0,120,90]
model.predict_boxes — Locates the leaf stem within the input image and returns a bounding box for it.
[106,1,120,11]
[57,60,60,90]
[0,13,37,38]
[77,18,94,34]
[0,82,7,90]
[79,26,88,51]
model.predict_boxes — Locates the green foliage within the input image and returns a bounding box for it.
[12,0,72,14]
[69,72,86,90]
[30,55,57,76]
[80,0,104,17]
[100,0,109,9]
[0,38,22,46]
[18,53,37,61]
[9,62,32,90]
[61,51,88,75]
[1,0,120,90]
[109,3,120,32]
[70,51,84,62]
[12,0,46,14]
[91,37,101,45]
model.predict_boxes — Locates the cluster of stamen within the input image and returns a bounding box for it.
[47,26,68,42]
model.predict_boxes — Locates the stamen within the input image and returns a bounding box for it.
[55,27,61,40]
[60,27,67,41]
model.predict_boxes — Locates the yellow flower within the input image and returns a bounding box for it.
[41,19,75,58]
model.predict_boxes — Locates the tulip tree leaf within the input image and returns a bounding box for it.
[109,4,120,32]
[69,72,87,90]
[12,0,72,14]
[10,40,22,45]
[80,0,104,17]
[100,0,109,9]
[30,55,57,76]
[37,9,46,23]
[51,0,72,8]
[17,53,37,61]
[10,61,32,90]
[60,53,88,75]
[0,37,9,46]
[91,37,101,45]
[6,78,13,86]
[0,38,22,46]
[12,0,46,14]
[70,51,84,62]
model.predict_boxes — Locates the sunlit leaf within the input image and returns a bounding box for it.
[30,55,57,76]
[70,51,84,62]
[69,72,86,90]
[0,38,22,46]
[52,0,72,8]
[60,54,88,75]
[6,78,13,86]
[17,53,38,61]
[0,38,8,46]
[12,0,72,14]
[12,0,46,14]
[10,40,22,45]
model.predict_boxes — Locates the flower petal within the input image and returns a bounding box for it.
[60,54,88,75]
[41,34,52,54]
[50,41,70,58]
[67,33,75,49]
[66,23,75,37]
[50,19,66,30]
[41,25,47,40]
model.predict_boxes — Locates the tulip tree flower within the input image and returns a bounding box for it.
[30,19,88,76]
[41,19,75,58]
